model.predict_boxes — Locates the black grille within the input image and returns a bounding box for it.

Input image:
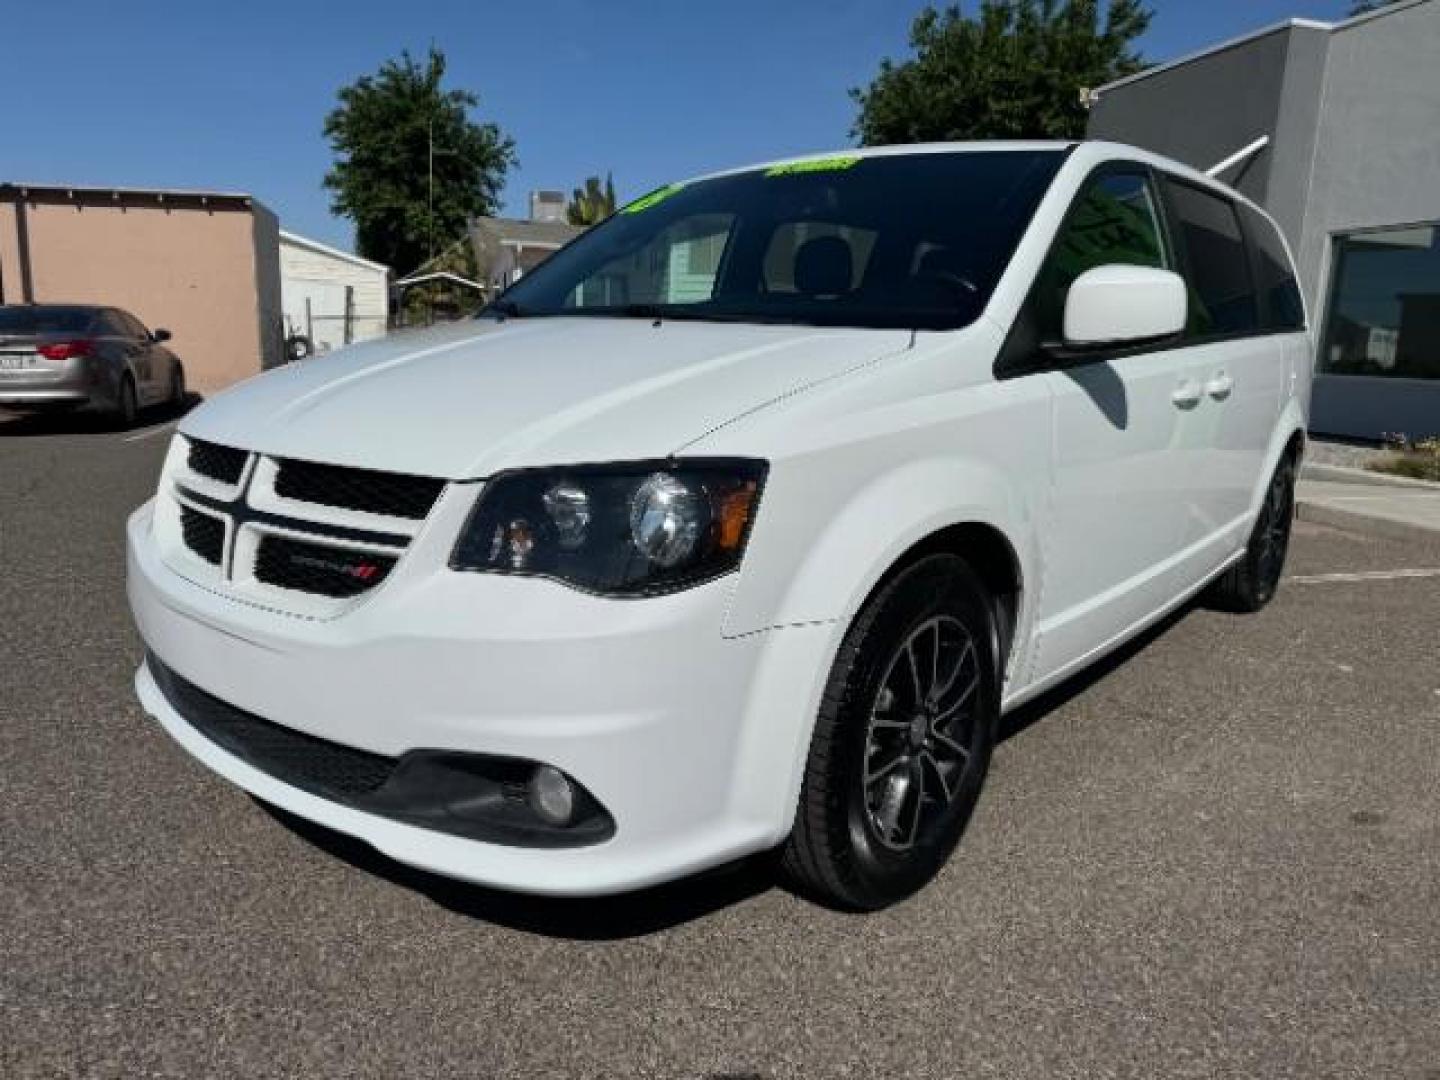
[274,458,444,520]
[254,534,396,598]
[180,506,225,565]
[146,652,395,800]
[187,438,248,485]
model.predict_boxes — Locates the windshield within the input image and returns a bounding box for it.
[490,150,1064,331]
[0,306,97,334]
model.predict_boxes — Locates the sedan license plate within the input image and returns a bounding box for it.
[0,352,34,370]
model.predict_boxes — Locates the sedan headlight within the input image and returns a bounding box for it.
[451,460,767,596]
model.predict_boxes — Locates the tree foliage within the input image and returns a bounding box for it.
[324,47,516,274]
[566,174,618,226]
[852,1,1152,145]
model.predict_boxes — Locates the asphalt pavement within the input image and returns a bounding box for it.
[2,412,1438,1079]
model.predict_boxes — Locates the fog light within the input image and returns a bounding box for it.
[528,765,576,826]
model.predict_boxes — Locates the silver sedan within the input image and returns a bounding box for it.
[0,304,185,428]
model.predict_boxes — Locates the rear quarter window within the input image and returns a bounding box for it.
[1240,206,1306,331]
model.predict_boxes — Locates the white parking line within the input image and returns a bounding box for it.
[1287,569,1440,584]
[122,421,176,443]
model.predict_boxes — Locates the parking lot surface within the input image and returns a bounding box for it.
[3,415,1438,1079]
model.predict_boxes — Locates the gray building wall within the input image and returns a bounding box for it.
[1087,26,1297,206]
[1087,1,1440,440]
[250,202,283,373]
[1300,2,1440,439]
[1259,27,1330,248]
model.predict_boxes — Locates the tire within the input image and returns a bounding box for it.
[168,364,186,409]
[782,553,1000,910]
[1207,451,1297,613]
[286,335,313,362]
[113,377,139,430]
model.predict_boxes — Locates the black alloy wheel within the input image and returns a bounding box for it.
[783,553,1000,910]
[1208,452,1297,613]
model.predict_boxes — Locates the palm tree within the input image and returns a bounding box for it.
[566,174,617,227]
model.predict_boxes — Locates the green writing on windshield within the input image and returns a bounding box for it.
[764,155,862,178]
[621,183,685,214]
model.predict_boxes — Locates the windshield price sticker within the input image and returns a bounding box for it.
[620,183,686,214]
[764,156,863,177]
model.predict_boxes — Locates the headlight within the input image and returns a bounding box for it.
[451,460,767,596]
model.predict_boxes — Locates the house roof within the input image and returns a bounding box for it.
[279,229,390,274]
[471,216,586,249]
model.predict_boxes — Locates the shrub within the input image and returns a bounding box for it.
[1369,434,1440,482]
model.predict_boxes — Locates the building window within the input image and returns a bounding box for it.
[1322,224,1440,381]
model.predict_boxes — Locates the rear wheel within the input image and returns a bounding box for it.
[168,364,186,409]
[113,377,138,430]
[1208,452,1297,613]
[782,553,1000,910]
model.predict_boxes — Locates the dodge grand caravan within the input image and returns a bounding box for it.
[128,142,1311,909]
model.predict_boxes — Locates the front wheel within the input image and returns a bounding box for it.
[1207,452,1297,613]
[782,553,1000,910]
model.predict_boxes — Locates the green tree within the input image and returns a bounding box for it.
[566,173,618,226]
[852,1,1152,145]
[324,47,516,274]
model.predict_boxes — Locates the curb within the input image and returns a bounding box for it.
[1296,499,1440,545]
[1300,461,1440,491]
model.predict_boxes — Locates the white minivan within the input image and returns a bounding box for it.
[128,142,1311,909]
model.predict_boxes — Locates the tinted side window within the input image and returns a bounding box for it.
[1034,170,1170,340]
[1240,206,1305,331]
[1162,179,1258,336]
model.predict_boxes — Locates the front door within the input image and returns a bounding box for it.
[1019,167,1210,685]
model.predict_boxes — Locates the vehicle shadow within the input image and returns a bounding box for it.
[257,800,780,941]
[0,393,200,436]
[257,599,1199,938]
[998,598,1195,743]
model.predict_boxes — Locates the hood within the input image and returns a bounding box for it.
[182,318,911,478]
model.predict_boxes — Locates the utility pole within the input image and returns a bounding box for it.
[426,112,458,265]
[428,114,435,263]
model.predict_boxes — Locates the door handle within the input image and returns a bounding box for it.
[1206,372,1234,400]
[1171,379,1202,409]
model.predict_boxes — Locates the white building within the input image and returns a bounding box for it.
[279,230,389,354]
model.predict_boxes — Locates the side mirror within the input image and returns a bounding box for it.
[151,328,172,343]
[1062,265,1186,348]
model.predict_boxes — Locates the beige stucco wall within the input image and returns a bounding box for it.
[0,195,276,394]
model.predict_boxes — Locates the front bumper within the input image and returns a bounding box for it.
[127,499,836,895]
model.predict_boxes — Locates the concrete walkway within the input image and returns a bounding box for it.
[1297,476,1440,541]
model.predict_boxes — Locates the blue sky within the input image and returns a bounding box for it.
[8,0,1356,257]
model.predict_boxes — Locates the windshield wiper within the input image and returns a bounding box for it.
[618,303,668,323]
[480,299,526,321]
